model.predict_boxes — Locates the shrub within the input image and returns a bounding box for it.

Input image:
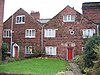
[84,35,100,68]
[2,43,8,61]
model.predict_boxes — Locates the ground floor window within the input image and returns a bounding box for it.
[45,46,57,55]
[25,46,33,54]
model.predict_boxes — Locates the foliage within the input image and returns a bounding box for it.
[93,45,100,59]
[73,55,85,74]
[2,43,8,60]
[96,65,100,75]
[0,58,70,75]
[84,35,100,68]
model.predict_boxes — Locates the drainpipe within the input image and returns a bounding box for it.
[41,24,44,55]
[10,15,13,57]
[97,25,99,36]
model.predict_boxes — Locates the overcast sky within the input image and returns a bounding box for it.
[4,0,99,21]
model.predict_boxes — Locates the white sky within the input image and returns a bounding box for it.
[4,0,100,21]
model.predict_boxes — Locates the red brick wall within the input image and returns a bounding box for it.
[0,0,4,61]
[82,2,100,23]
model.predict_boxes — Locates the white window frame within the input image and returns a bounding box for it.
[16,15,25,24]
[44,29,57,38]
[82,29,95,38]
[63,15,75,22]
[3,29,11,38]
[45,46,57,55]
[25,29,36,38]
[25,46,33,54]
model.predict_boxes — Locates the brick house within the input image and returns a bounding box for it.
[0,0,5,61]
[43,5,97,60]
[3,8,41,58]
[3,5,97,60]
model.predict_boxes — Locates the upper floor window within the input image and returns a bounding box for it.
[3,29,11,38]
[45,46,57,55]
[25,29,35,38]
[25,46,33,54]
[63,15,75,22]
[16,15,25,24]
[44,29,57,38]
[82,29,95,38]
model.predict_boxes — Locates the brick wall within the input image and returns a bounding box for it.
[0,0,4,61]
[82,2,100,23]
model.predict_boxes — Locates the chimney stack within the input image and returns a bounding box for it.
[82,2,100,23]
[30,11,40,20]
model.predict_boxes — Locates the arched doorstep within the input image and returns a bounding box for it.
[12,43,19,58]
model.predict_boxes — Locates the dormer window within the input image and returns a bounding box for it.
[16,15,25,24]
[63,15,75,22]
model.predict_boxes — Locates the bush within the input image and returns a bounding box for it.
[84,35,100,68]
[2,43,8,61]
[73,55,86,74]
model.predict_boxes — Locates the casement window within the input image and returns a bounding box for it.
[3,29,11,38]
[63,15,75,22]
[44,29,57,37]
[25,29,35,38]
[16,15,25,24]
[45,46,57,55]
[82,29,95,38]
[25,46,33,54]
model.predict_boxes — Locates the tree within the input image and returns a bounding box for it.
[84,35,100,68]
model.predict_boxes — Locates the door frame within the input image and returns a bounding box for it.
[12,43,19,57]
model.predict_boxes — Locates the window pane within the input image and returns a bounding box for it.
[45,46,56,55]
[82,29,95,38]
[63,15,75,22]
[32,30,35,36]
[44,29,56,37]
[16,15,25,24]
[25,29,35,38]
[22,16,25,22]
[67,15,70,20]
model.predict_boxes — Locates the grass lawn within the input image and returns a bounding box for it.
[0,58,71,75]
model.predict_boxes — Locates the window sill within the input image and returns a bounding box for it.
[15,22,25,24]
[25,36,35,38]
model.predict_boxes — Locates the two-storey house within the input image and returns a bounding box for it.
[3,8,41,58]
[43,6,97,60]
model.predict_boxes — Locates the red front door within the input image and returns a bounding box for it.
[14,46,18,58]
[68,48,73,60]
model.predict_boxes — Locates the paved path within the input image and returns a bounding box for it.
[69,63,83,75]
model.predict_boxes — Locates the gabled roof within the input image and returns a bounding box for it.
[46,5,95,25]
[48,5,81,21]
[4,8,36,23]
